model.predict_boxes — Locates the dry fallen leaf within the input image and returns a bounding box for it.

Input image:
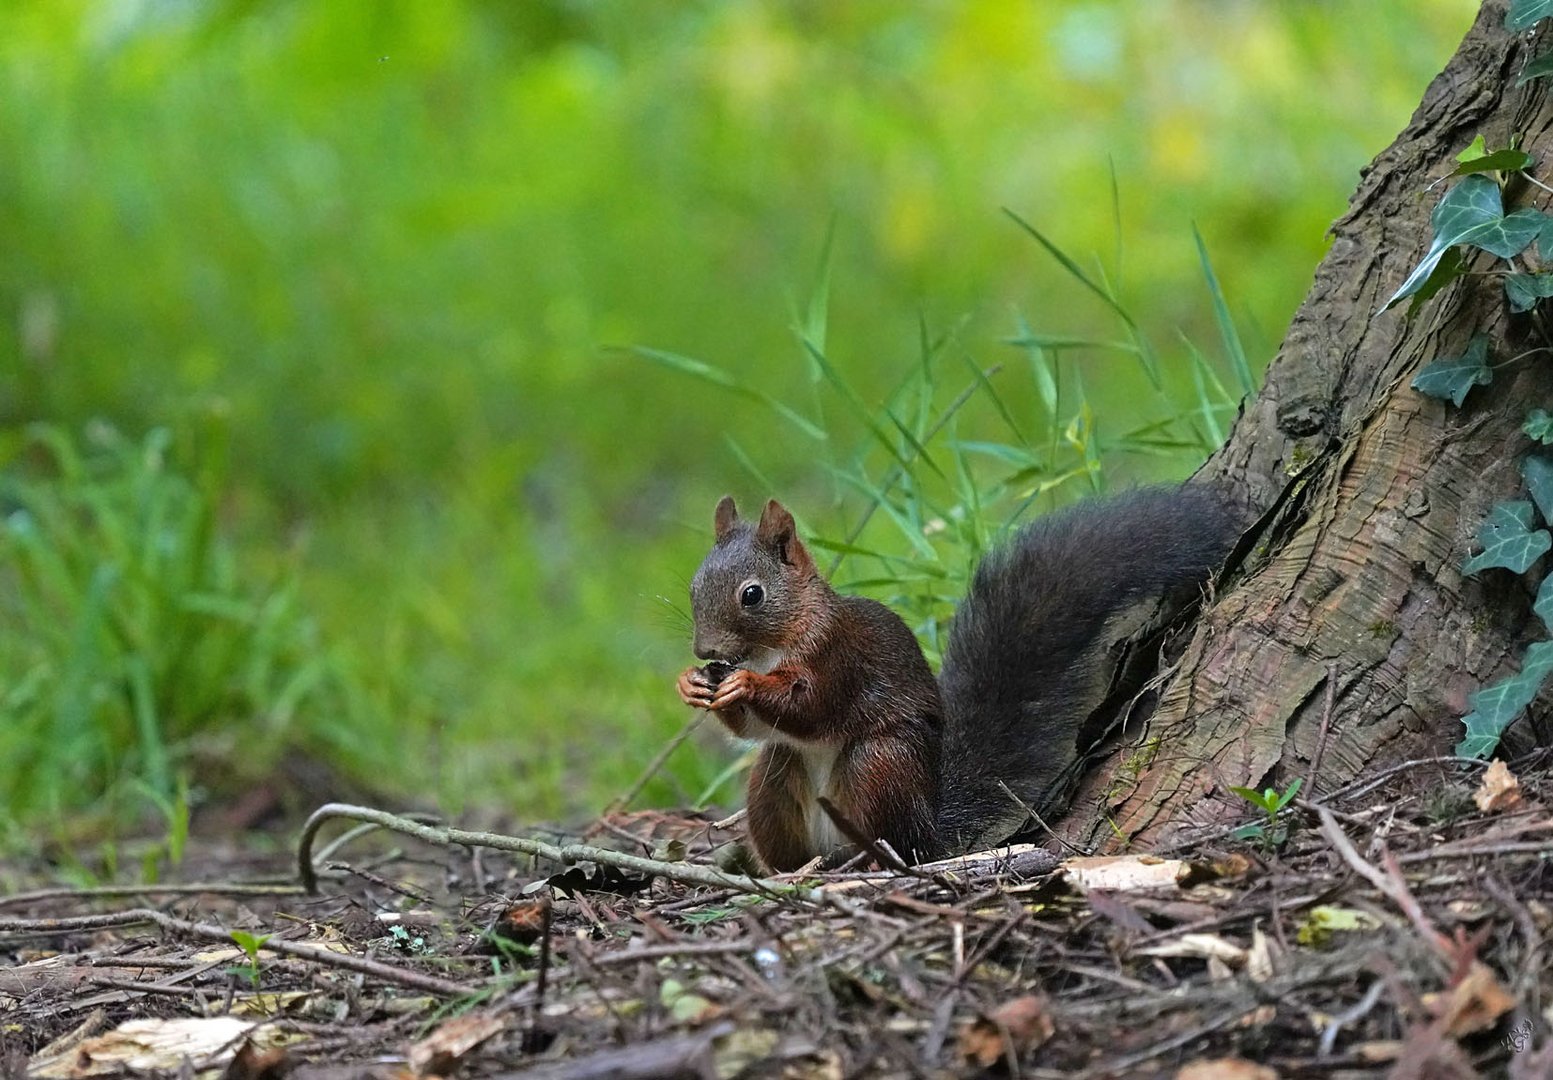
[226,991,315,1018]
[1138,933,1248,966]
[223,1041,289,1080]
[1473,759,1522,813]
[1421,960,1515,1037]
[1445,899,1491,923]
[31,1017,274,1079]
[1353,1040,1403,1062]
[1064,855,1187,892]
[407,1011,507,1076]
[486,896,552,947]
[1206,853,1255,879]
[957,994,1054,1068]
[1175,1058,1278,1080]
[193,937,349,965]
[1246,926,1278,984]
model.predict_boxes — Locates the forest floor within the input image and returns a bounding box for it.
[4,755,1553,1079]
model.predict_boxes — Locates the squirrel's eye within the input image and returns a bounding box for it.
[740,583,765,608]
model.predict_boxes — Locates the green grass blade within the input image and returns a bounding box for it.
[693,746,757,809]
[1180,334,1225,449]
[802,338,943,480]
[628,346,827,442]
[800,215,836,374]
[125,656,170,801]
[961,356,1029,448]
[1004,209,1136,329]
[1004,209,1160,388]
[1003,332,1139,354]
[1193,224,1255,397]
[1108,155,1123,283]
[1008,315,1056,420]
[825,465,938,559]
[722,434,781,495]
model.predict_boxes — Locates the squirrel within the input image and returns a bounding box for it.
[675,487,1236,872]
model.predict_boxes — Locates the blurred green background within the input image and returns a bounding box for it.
[0,1,1476,848]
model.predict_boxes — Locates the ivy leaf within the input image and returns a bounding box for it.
[1463,500,1552,575]
[1453,135,1490,164]
[1537,574,1553,633]
[1405,247,1467,318]
[1411,335,1492,407]
[1506,272,1553,312]
[1457,135,1488,164]
[1525,408,1553,444]
[1508,0,1553,32]
[1454,149,1536,175]
[1519,49,1553,87]
[1385,178,1541,309]
[1458,640,1553,758]
[1450,137,1535,176]
[1540,217,1553,262]
[1525,454,1553,524]
[1477,208,1549,257]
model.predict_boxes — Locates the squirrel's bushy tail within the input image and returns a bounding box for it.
[935,484,1236,852]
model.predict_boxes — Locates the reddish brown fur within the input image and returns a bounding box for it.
[678,497,943,872]
[680,488,1236,870]
[744,744,819,873]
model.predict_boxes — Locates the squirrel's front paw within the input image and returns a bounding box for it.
[708,668,755,711]
[676,666,717,709]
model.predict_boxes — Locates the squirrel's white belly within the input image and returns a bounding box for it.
[797,744,844,853]
[728,648,845,854]
[742,646,786,675]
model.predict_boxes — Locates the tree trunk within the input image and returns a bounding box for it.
[1059,0,1553,851]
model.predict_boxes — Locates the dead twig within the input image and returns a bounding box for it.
[1323,756,1491,804]
[711,807,747,830]
[1397,836,1553,863]
[1317,978,1386,1057]
[297,802,823,904]
[996,779,1085,856]
[83,974,206,998]
[0,909,470,997]
[1078,1006,1263,1079]
[0,881,304,911]
[485,1021,735,1080]
[324,862,436,905]
[816,795,954,889]
[1304,660,1339,799]
[603,710,708,817]
[586,939,755,968]
[1316,808,1451,960]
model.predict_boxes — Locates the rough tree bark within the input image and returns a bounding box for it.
[1060,0,1553,851]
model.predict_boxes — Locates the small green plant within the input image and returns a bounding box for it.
[132,776,190,884]
[227,930,272,990]
[1229,777,1303,847]
[0,421,383,844]
[387,924,430,954]
[1385,84,1553,759]
[679,907,742,926]
[637,200,1251,665]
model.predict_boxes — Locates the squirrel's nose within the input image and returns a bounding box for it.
[693,637,733,662]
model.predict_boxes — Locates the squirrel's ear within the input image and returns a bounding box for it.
[713,496,739,541]
[756,499,815,575]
